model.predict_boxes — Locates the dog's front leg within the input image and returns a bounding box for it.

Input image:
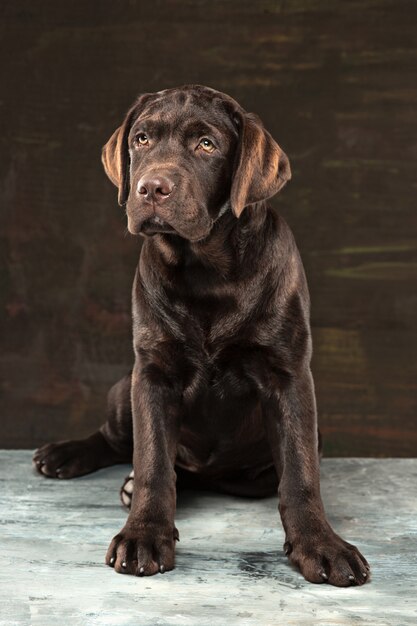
[263,368,370,586]
[106,357,181,576]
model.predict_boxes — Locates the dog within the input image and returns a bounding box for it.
[33,85,370,586]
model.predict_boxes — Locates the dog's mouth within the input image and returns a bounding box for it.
[140,215,177,235]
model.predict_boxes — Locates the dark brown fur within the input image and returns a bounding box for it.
[33,85,370,586]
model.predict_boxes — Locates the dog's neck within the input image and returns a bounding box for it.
[146,201,270,279]
[211,198,231,224]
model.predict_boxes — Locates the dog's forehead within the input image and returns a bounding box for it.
[134,87,238,133]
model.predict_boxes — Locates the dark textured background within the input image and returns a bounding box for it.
[1,1,416,455]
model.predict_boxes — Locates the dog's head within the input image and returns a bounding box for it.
[102,85,291,241]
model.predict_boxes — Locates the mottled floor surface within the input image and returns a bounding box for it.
[0,453,416,626]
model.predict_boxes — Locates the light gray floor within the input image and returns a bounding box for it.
[0,453,416,626]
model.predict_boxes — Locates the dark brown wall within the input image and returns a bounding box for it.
[1,1,416,455]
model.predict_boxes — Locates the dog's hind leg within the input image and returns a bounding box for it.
[33,373,133,479]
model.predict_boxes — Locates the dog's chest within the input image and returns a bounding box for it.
[165,267,270,348]
[137,241,272,347]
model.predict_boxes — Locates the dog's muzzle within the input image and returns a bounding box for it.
[140,215,177,235]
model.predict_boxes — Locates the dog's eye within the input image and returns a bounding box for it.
[135,132,149,146]
[198,138,216,153]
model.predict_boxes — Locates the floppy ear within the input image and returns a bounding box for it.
[230,111,291,218]
[101,94,152,206]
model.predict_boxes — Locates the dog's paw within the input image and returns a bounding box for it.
[120,470,134,509]
[106,523,180,576]
[33,439,97,478]
[32,432,124,479]
[284,531,370,586]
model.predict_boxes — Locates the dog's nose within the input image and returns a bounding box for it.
[137,175,174,202]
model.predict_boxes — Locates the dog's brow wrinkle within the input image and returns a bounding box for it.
[182,120,217,136]
[176,91,187,106]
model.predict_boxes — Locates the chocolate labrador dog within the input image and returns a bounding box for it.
[33,84,370,586]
